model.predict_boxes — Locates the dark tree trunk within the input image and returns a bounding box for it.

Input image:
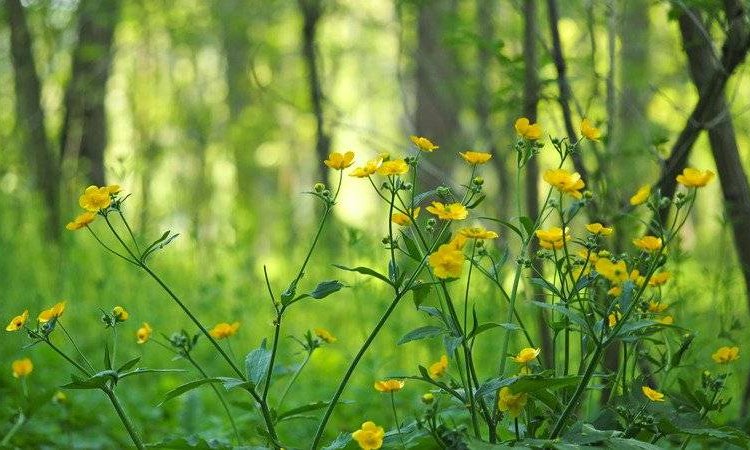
[298,0,330,184]
[5,0,61,239]
[60,0,122,186]
[678,4,750,417]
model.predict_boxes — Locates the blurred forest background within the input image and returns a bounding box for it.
[2,0,750,447]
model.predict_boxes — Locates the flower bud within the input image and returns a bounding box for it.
[472,176,484,186]
[421,393,434,404]
[436,186,451,199]
[402,183,413,191]
[314,183,326,193]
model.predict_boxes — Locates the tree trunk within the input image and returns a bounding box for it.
[678,4,750,417]
[60,0,122,186]
[5,0,61,239]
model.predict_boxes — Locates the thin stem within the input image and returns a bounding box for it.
[277,350,313,411]
[515,417,521,441]
[0,410,25,446]
[390,392,406,450]
[262,310,283,401]
[498,262,525,377]
[58,322,96,372]
[549,345,603,439]
[104,389,145,450]
[186,354,241,444]
[104,215,140,263]
[117,208,141,256]
[44,338,92,377]
[87,227,138,265]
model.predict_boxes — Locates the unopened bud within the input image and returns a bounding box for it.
[314,183,326,193]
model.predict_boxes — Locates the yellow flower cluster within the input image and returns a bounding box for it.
[428,235,467,279]
[712,346,739,364]
[67,185,121,231]
[426,202,468,221]
[209,322,240,339]
[514,117,542,140]
[12,358,33,378]
[352,421,384,450]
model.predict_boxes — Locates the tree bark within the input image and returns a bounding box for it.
[60,0,122,186]
[677,3,750,417]
[5,0,61,239]
[298,0,331,184]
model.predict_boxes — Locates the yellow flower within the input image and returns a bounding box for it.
[647,302,668,313]
[676,168,715,188]
[514,117,542,140]
[106,184,122,195]
[577,249,598,263]
[585,223,613,236]
[376,159,409,176]
[608,286,622,297]
[425,202,468,220]
[658,316,674,325]
[79,185,112,212]
[374,379,405,393]
[391,207,420,227]
[314,327,337,343]
[429,355,448,378]
[648,272,670,286]
[633,235,663,252]
[712,346,740,364]
[543,169,585,199]
[421,393,435,404]
[136,323,152,344]
[349,158,383,178]
[53,391,67,403]
[12,358,33,378]
[38,301,66,323]
[535,227,569,250]
[630,184,651,206]
[112,306,129,322]
[458,151,492,165]
[642,386,665,402]
[352,421,384,450]
[428,243,465,279]
[580,118,601,141]
[324,151,355,170]
[6,310,29,332]
[410,135,439,152]
[459,226,499,240]
[608,311,621,327]
[210,322,240,339]
[595,259,628,283]
[629,269,645,287]
[512,347,540,364]
[66,211,97,231]
[497,387,528,418]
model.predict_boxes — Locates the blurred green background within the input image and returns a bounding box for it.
[1,0,749,448]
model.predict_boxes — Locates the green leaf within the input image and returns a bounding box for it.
[245,339,271,387]
[519,216,535,237]
[466,193,486,209]
[481,217,525,240]
[474,377,518,400]
[157,378,224,406]
[277,400,354,422]
[120,368,186,380]
[308,280,344,299]
[412,190,436,206]
[117,356,141,373]
[604,437,663,449]
[62,370,118,390]
[398,326,445,345]
[510,373,581,394]
[144,435,234,449]
[400,231,422,261]
[104,343,112,370]
[614,320,658,338]
[530,277,563,298]
[531,301,587,328]
[217,377,250,390]
[322,432,352,450]
[411,281,432,308]
[280,278,299,304]
[468,322,520,339]
[333,264,392,286]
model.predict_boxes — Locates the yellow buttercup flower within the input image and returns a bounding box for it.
[106,184,122,195]
[585,223,613,236]
[595,259,628,283]
[543,169,585,199]
[324,151,355,170]
[12,358,33,378]
[608,285,622,297]
[425,202,468,221]
[633,235,662,252]
[459,226,498,240]
[38,301,66,323]
[112,306,129,322]
[712,346,739,364]
[410,135,439,152]
[349,158,383,178]
[580,118,601,141]
[66,211,97,231]
[630,184,651,206]
[6,310,29,332]
[79,185,112,212]
[512,347,540,364]
[535,227,569,250]
[647,301,668,313]
[373,379,405,393]
[642,386,665,402]
[136,323,152,344]
[658,316,674,325]
[676,168,715,188]
[649,272,671,287]
[428,243,465,279]
[514,117,542,140]
[429,355,448,379]
[376,159,409,176]
[497,387,528,418]
[209,322,240,339]
[352,421,384,450]
[629,269,645,287]
[314,327,337,343]
[608,311,621,327]
[458,151,492,165]
[391,207,420,226]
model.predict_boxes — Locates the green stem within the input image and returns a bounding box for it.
[44,338,92,377]
[277,350,313,411]
[58,322,96,372]
[391,392,406,450]
[498,262,525,377]
[549,345,603,439]
[104,389,145,450]
[87,227,137,265]
[117,209,141,256]
[0,410,25,446]
[186,354,241,444]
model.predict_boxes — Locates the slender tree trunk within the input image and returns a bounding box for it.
[60,0,122,186]
[5,0,61,239]
[678,4,750,417]
[298,0,331,184]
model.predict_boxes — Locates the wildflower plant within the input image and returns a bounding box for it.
[5,119,749,450]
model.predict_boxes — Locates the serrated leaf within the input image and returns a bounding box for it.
[308,280,344,299]
[117,356,141,373]
[157,378,223,406]
[245,339,271,387]
[398,326,445,345]
[333,264,392,286]
[322,432,352,450]
[400,231,422,261]
[474,376,518,400]
[62,370,118,390]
